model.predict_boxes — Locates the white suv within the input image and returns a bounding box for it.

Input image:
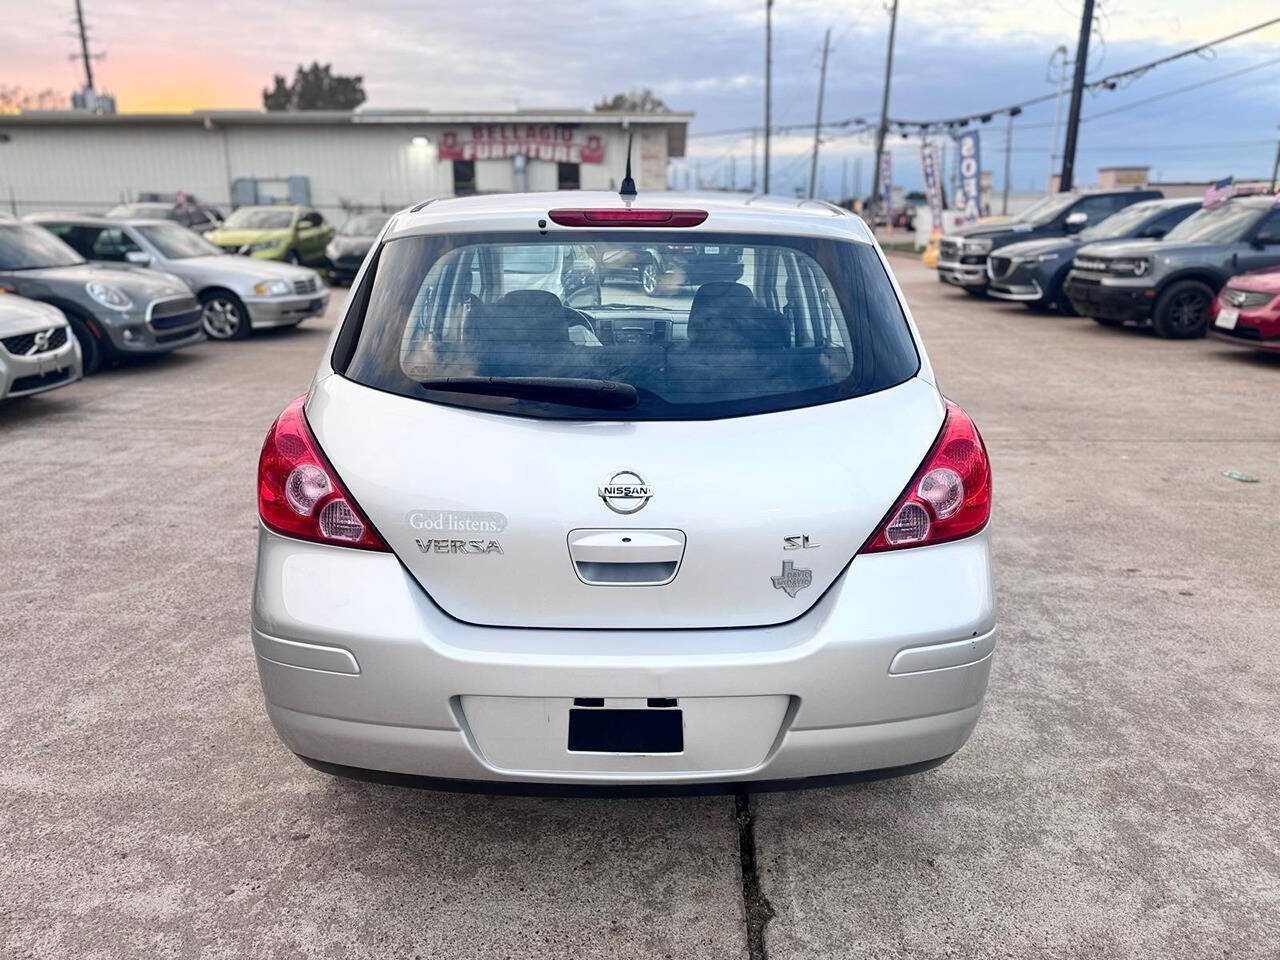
[252,191,996,792]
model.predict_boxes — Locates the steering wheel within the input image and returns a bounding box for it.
[565,307,597,338]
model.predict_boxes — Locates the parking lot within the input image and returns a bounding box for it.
[3,254,1278,959]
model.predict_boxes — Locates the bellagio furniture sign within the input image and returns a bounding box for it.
[438,126,606,164]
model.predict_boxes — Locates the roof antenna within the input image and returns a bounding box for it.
[619,132,637,200]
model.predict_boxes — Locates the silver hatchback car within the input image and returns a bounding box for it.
[253,191,996,793]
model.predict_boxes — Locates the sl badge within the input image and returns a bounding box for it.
[771,561,812,599]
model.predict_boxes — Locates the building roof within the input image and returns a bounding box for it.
[1,107,694,157]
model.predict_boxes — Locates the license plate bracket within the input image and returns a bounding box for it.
[568,707,683,754]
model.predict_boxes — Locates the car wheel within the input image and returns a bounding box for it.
[640,258,660,296]
[65,313,104,375]
[200,291,251,341]
[1152,280,1214,339]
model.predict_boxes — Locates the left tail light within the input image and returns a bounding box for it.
[257,395,389,551]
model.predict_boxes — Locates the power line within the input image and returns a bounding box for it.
[885,15,1280,133]
[1082,54,1280,121]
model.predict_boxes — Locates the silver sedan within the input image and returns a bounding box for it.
[27,214,330,341]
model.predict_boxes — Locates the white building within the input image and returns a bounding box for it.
[0,109,692,218]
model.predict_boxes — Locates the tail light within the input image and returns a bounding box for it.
[548,208,708,227]
[862,400,991,553]
[257,395,389,551]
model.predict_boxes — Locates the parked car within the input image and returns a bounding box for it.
[499,242,601,306]
[1064,195,1280,338]
[597,240,744,295]
[937,189,1163,293]
[0,292,82,400]
[1208,267,1280,353]
[325,212,392,285]
[205,205,334,266]
[251,191,996,791]
[106,199,224,234]
[0,220,202,373]
[987,198,1199,313]
[29,214,329,341]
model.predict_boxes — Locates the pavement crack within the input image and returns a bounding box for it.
[735,791,775,960]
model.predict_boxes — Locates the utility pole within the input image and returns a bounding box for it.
[869,0,900,217]
[808,28,832,199]
[842,157,849,203]
[854,157,862,200]
[1270,124,1280,192]
[729,154,736,191]
[1048,44,1069,189]
[74,0,95,90]
[1002,112,1014,214]
[763,0,774,193]
[750,127,758,191]
[1059,0,1095,192]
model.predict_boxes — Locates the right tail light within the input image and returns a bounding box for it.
[861,399,991,553]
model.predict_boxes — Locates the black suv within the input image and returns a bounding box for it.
[937,189,1163,294]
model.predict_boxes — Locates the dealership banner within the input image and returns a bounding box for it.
[438,125,605,164]
[880,152,893,216]
[920,143,944,233]
[957,130,982,222]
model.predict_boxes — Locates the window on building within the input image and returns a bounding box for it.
[557,162,580,190]
[453,160,476,196]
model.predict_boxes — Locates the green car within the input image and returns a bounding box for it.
[205,205,334,265]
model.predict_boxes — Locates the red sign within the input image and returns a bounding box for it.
[438,125,605,164]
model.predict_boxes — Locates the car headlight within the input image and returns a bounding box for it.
[245,240,284,254]
[1111,258,1151,276]
[965,239,994,255]
[325,241,339,259]
[85,281,132,311]
[1034,251,1061,263]
[253,279,292,297]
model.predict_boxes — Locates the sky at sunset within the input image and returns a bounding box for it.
[4,0,1280,191]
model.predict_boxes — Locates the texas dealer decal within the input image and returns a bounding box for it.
[771,561,812,598]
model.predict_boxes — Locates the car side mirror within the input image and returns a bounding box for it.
[1064,211,1088,233]
[125,250,152,266]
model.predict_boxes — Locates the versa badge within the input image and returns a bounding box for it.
[771,561,813,598]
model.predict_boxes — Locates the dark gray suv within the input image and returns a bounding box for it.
[1064,195,1280,338]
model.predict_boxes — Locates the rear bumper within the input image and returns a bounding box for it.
[936,259,988,288]
[245,290,330,328]
[252,525,997,787]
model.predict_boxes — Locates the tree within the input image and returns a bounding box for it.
[594,88,670,113]
[0,85,66,113]
[262,63,366,111]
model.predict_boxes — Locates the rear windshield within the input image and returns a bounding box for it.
[338,231,919,420]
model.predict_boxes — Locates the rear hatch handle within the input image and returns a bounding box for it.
[567,529,687,586]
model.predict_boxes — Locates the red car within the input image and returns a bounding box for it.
[1209,268,1280,352]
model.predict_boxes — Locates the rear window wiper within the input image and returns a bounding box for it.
[418,376,639,410]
